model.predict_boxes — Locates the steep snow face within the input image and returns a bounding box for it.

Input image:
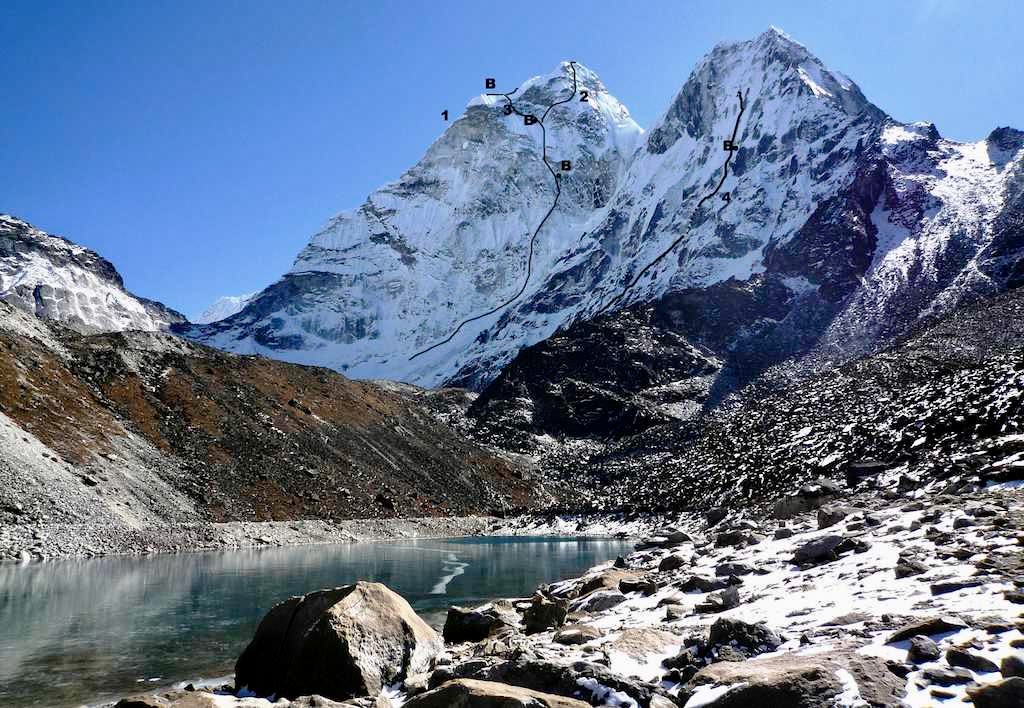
[446,28,888,384]
[182,29,1023,389]
[181,62,642,383]
[0,215,185,333]
[193,292,256,324]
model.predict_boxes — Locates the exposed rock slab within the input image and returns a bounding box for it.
[235,582,441,700]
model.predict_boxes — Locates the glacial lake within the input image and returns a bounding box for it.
[0,535,633,707]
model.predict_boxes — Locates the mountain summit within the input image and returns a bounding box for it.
[180,60,641,383]
[179,30,1023,390]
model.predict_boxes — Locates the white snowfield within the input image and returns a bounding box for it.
[0,214,184,333]
[183,28,1023,388]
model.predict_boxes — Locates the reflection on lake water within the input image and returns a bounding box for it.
[0,535,632,707]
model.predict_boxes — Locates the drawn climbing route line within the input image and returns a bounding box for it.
[594,89,748,318]
[409,62,578,361]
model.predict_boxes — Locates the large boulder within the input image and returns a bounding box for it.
[480,658,666,708]
[817,504,857,529]
[114,694,220,708]
[553,624,603,645]
[235,582,442,700]
[687,655,842,707]
[886,616,968,643]
[968,677,1024,708]
[293,697,387,708]
[620,576,659,596]
[608,628,681,664]
[946,648,999,673]
[907,635,940,663]
[1001,655,1024,678]
[791,534,868,565]
[523,593,569,634]
[714,530,761,548]
[658,553,690,572]
[569,589,627,613]
[708,617,782,658]
[115,692,356,707]
[678,575,734,593]
[443,602,519,643]
[403,679,590,708]
[635,536,670,551]
[654,526,694,544]
[772,479,842,519]
[665,618,784,673]
[695,586,740,613]
[578,569,637,596]
[114,697,172,708]
[686,652,902,707]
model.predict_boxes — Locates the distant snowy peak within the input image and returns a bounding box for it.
[193,292,256,324]
[0,214,186,333]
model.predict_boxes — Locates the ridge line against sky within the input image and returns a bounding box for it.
[2,0,1021,318]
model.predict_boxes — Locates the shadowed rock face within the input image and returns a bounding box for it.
[467,104,1023,443]
[464,286,1024,516]
[0,214,186,333]
[235,582,442,700]
[467,307,721,443]
[594,287,1024,514]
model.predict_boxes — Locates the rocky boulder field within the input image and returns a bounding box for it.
[113,479,1024,708]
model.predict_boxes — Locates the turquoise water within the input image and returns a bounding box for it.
[0,536,632,707]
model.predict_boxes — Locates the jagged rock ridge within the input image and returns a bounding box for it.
[0,214,186,333]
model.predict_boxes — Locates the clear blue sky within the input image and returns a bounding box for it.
[2,0,1021,318]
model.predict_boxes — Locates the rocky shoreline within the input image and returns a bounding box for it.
[110,482,1024,707]
[0,513,659,563]
[0,516,487,562]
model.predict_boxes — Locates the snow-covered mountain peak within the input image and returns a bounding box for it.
[185,61,643,381]
[180,31,1022,392]
[649,27,878,157]
[291,61,641,276]
[0,214,186,333]
[468,61,607,107]
[193,292,256,324]
[473,61,578,102]
[715,25,814,64]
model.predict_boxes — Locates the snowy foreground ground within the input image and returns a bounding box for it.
[116,482,1024,707]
